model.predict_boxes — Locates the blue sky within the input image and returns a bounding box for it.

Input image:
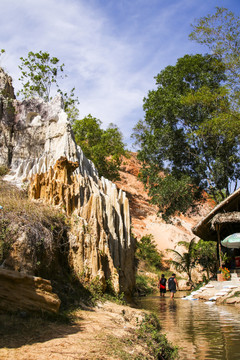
[0,0,239,148]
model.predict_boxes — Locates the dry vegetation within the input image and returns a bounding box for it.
[0,179,66,225]
[0,178,86,308]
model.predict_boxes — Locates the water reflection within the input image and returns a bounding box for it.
[136,294,240,360]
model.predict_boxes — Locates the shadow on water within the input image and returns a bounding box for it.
[135,293,240,360]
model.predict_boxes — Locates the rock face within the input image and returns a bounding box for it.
[28,156,133,293]
[0,268,60,313]
[0,68,135,295]
[0,68,15,167]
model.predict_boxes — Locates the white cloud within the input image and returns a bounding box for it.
[0,0,239,147]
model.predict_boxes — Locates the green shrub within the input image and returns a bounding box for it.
[85,276,105,301]
[0,165,8,176]
[136,234,163,271]
[135,274,154,296]
[136,313,178,360]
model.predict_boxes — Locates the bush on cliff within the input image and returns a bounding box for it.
[135,234,166,295]
[136,234,163,271]
[72,114,127,180]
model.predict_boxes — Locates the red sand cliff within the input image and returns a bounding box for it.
[115,153,214,253]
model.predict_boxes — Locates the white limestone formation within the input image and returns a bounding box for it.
[0,68,135,295]
[4,95,98,183]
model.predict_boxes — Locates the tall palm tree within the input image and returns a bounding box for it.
[167,238,196,287]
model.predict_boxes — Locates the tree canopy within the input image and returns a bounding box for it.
[18,51,65,102]
[17,51,125,180]
[57,87,80,124]
[189,7,240,109]
[135,234,163,270]
[194,239,218,280]
[132,53,240,220]
[72,114,126,180]
[168,239,196,287]
[17,51,80,124]
[168,238,218,284]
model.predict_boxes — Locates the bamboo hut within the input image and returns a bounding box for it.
[192,188,240,268]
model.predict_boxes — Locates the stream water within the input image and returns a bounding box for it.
[136,293,240,360]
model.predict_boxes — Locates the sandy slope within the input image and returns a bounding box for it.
[115,153,214,254]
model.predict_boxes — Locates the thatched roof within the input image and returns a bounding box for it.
[192,188,240,241]
[211,212,240,229]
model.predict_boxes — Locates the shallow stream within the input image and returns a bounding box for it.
[136,293,240,359]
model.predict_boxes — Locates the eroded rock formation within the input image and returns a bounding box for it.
[0,68,15,167]
[0,68,135,296]
[28,156,133,293]
[0,268,60,313]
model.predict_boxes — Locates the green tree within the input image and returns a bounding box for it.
[18,51,80,124]
[194,239,218,280]
[57,87,80,124]
[72,114,103,159]
[167,239,196,287]
[132,54,240,220]
[18,51,65,101]
[136,234,163,270]
[189,7,240,108]
[72,114,126,180]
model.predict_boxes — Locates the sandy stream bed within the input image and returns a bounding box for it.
[0,301,154,360]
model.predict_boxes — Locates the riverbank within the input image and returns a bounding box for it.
[0,301,177,360]
[186,277,240,306]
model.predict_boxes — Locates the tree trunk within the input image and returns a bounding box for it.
[216,224,222,268]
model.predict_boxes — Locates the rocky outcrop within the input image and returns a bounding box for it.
[0,268,60,313]
[28,156,134,293]
[0,68,135,295]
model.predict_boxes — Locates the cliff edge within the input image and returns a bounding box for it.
[0,68,135,301]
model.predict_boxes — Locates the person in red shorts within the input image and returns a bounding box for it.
[158,274,167,297]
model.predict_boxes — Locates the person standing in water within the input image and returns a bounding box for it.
[168,273,178,299]
[158,274,167,297]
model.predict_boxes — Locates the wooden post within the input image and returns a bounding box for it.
[216,224,222,268]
